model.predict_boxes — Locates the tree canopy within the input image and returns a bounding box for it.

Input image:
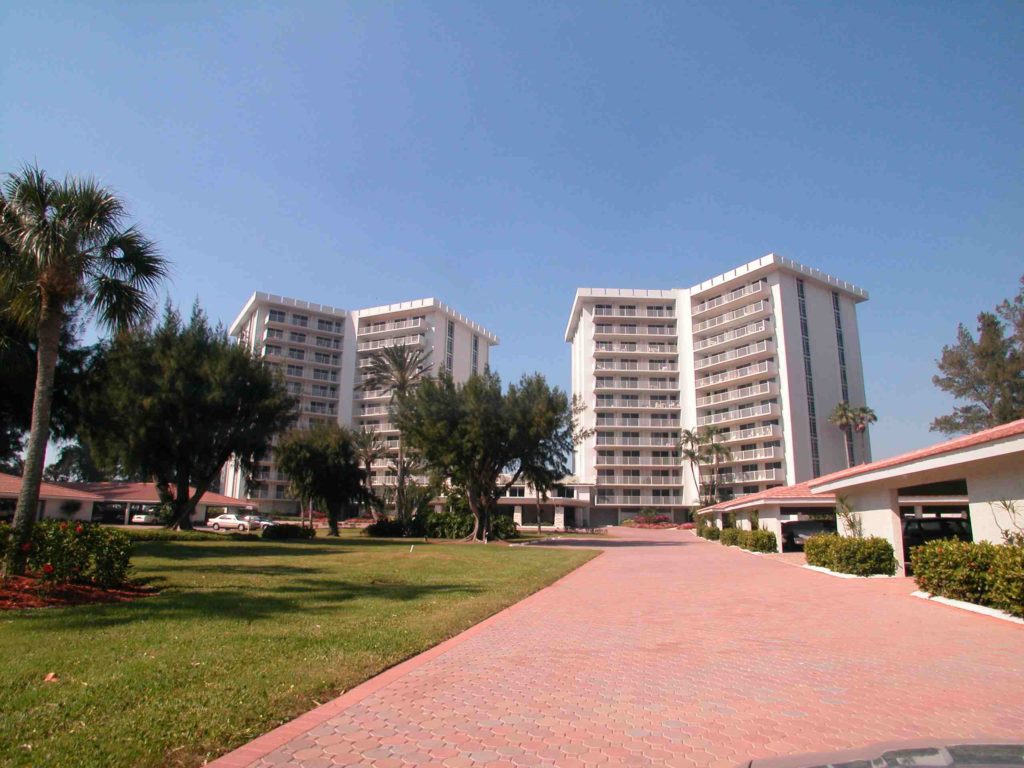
[78,303,296,529]
[274,424,368,536]
[396,371,576,541]
[931,276,1024,435]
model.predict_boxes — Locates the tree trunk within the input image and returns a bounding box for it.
[175,475,194,530]
[465,493,481,541]
[4,302,61,577]
[396,440,406,521]
[364,461,379,521]
[537,497,542,535]
[326,502,340,536]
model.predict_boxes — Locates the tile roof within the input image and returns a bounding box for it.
[0,473,104,501]
[701,480,833,513]
[809,417,1024,489]
[66,482,256,508]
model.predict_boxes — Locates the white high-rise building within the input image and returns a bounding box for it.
[222,293,498,513]
[565,254,870,526]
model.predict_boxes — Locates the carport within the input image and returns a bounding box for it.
[810,419,1024,574]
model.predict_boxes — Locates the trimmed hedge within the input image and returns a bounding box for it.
[1,521,133,588]
[697,525,721,540]
[261,523,316,540]
[718,527,778,553]
[911,539,1024,618]
[720,527,741,546]
[804,533,897,576]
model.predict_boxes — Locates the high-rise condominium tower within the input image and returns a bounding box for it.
[222,293,498,514]
[565,254,870,526]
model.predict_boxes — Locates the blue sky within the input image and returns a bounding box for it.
[2,1,1021,459]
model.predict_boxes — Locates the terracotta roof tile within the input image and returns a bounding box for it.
[0,473,104,501]
[809,417,1024,489]
[701,480,833,513]
[66,482,256,508]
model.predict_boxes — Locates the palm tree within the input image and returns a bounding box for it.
[851,405,877,465]
[828,401,857,467]
[699,425,732,504]
[0,166,166,575]
[678,428,706,507]
[352,427,386,520]
[358,343,432,519]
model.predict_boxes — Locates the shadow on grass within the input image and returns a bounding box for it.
[523,539,691,548]
[13,580,483,630]
[133,538,422,561]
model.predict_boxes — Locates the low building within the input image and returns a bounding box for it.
[497,477,595,530]
[701,419,1024,570]
[0,473,101,522]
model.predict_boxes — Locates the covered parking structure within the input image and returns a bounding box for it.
[68,482,259,525]
[0,472,101,522]
[810,418,1024,574]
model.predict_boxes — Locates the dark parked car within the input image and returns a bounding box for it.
[782,520,836,552]
[902,515,972,573]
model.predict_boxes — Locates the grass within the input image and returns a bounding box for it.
[0,535,596,767]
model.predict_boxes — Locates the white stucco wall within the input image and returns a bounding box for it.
[965,454,1024,544]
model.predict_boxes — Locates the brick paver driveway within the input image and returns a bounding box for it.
[213,528,1024,768]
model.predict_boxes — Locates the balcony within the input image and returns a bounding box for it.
[596,418,682,428]
[595,399,680,410]
[593,325,677,338]
[594,343,678,355]
[714,469,781,485]
[596,455,679,467]
[695,340,774,371]
[693,320,772,352]
[357,334,425,352]
[359,318,424,336]
[593,494,685,506]
[595,436,678,447]
[354,388,390,400]
[692,281,767,316]
[593,379,680,392]
[357,420,399,432]
[720,447,783,463]
[360,405,391,416]
[595,475,681,486]
[692,300,771,333]
[718,425,782,443]
[595,361,679,373]
[696,403,778,427]
[695,382,776,408]
[695,361,775,390]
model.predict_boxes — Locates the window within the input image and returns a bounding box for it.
[268,309,286,323]
[833,291,855,462]
[317,318,335,332]
[595,304,612,316]
[291,314,309,327]
[289,332,306,343]
[313,368,330,381]
[472,334,480,374]
[445,320,455,373]
[287,348,305,360]
[265,328,283,340]
[264,344,282,356]
[797,279,821,476]
[506,486,525,497]
[314,352,332,364]
[286,364,304,377]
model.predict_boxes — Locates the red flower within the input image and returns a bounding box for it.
[42,563,55,574]
[74,525,84,535]
[20,542,31,552]
[59,522,68,530]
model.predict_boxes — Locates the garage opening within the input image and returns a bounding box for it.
[898,479,972,574]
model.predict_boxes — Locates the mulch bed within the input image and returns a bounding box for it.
[621,522,678,529]
[0,576,157,611]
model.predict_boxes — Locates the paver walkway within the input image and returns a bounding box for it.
[211,528,1024,768]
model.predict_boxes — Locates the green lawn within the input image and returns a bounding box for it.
[0,535,596,767]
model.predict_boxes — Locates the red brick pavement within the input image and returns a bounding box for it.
[209,528,1024,768]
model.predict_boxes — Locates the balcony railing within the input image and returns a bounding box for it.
[595,436,678,447]
[357,334,425,352]
[695,340,772,371]
[692,281,767,315]
[595,475,681,485]
[721,447,782,463]
[718,425,781,443]
[695,382,774,408]
[594,379,679,391]
[696,403,777,427]
[595,362,679,372]
[714,468,781,484]
[596,418,682,428]
[595,399,680,409]
[593,325,677,337]
[693,320,772,352]
[355,388,390,400]
[594,343,679,354]
[593,494,685,506]
[360,405,391,416]
[695,361,774,389]
[692,301,770,333]
[359,318,424,336]
[595,456,679,466]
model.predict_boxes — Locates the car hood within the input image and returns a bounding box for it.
[742,739,1023,767]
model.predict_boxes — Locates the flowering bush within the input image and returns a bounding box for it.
[7,521,135,588]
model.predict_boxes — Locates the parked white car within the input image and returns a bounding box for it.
[130,512,161,525]
[207,513,250,531]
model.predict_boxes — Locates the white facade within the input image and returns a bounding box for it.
[565,254,870,526]
[223,293,498,513]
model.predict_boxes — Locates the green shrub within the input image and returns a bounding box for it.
[704,525,720,541]
[805,533,896,576]
[364,518,408,537]
[490,513,518,540]
[125,528,257,542]
[990,545,1024,618]
[911,539,998,604]
[423,509,474,539]
[720,528,741,546]
[261,523,316,540]
[744,529,778,553]
[15,521,134,588]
